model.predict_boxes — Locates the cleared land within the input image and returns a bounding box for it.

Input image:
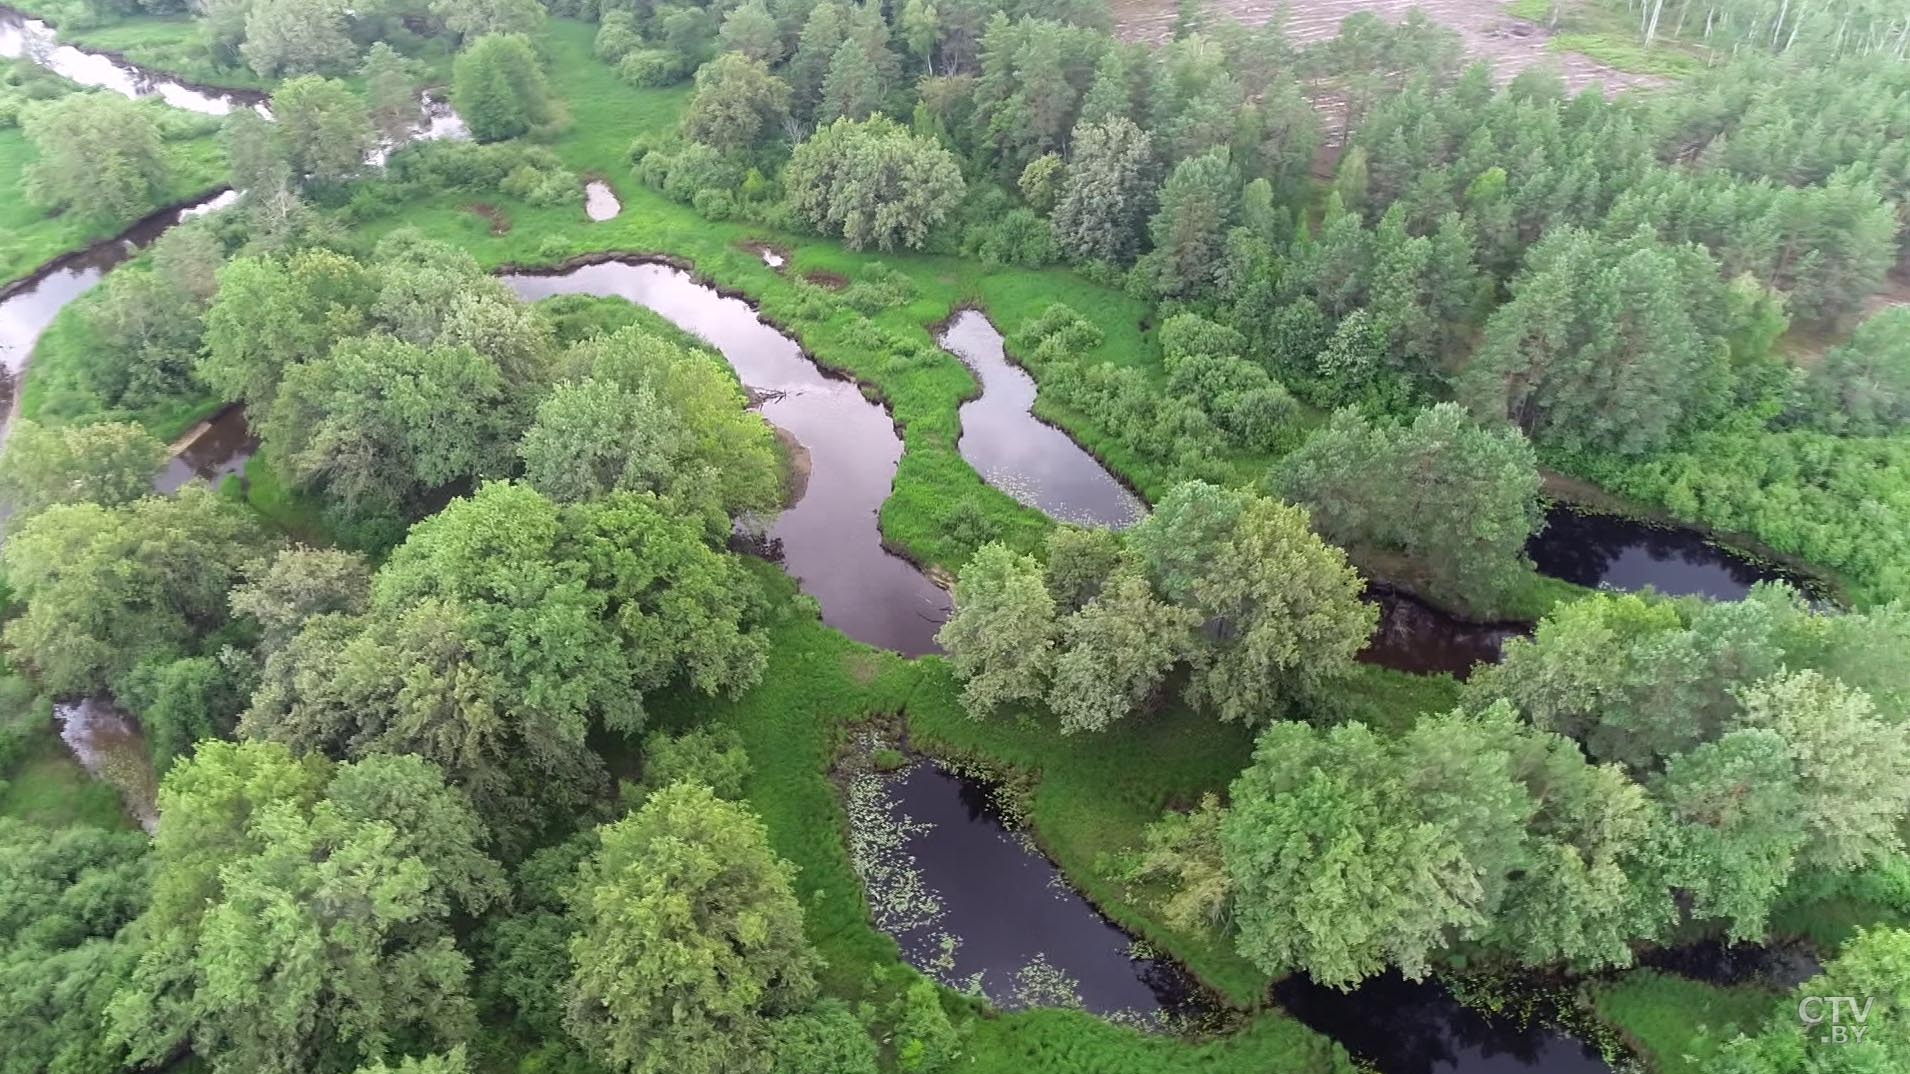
[1109,0,1666,94]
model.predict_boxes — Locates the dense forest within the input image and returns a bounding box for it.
[2,0,1909,1072]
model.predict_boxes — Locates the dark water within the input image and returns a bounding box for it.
[1529,504,1802,601]
[55,697,158,833]
[154,405,256,493]
[1274,973,1613,1074]
[1360,588,1523,678]
[852,762,1206,1021]
[0,6,265,115]
[1638,938,1822,991]
[937,310,1145,529]
[500,259,951,655]
[583,180,621,221]
[0,190,238,441]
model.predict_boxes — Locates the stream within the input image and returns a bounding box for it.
[936,310,1145,529]
[54,696,159,833]
[1530,503,1807,601]
[0,5,265,114]
[499,259,953,656]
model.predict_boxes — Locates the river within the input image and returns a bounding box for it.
[500,259,954,656]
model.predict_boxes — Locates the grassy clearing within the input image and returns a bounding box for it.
[0,100,228,288]
[0,723,134,831]
[642,565,1360,1072]
[1589,970,1782,1072]
[1504,0,1709,78]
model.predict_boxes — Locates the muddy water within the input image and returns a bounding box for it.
[583,180,621,221]
[155,405,257,493]
[500,259,952,655]
[55,697,159,833]
[937,310,1145,529]
[851,761,1208,1022]
[1360,588,1522,679]
[0,6,266,115]
[1529,504,1807,601]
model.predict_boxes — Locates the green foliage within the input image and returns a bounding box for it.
[520,323,781,522]
[244,482,769,840]
[2,487,270,697]
[682,52,790,153]
[240,0,360,78]
[0,419,165,518]
[937,543,1057,716]
[109,742,504,1074]
[453,33,558,143]
[566,782,819,1074]
[784,115,964,250]
[768,1000,879,1074]
[1276,404,1544,615]
[271,75,371,185]
[0,817,150,1074]
[118,654,250,774]
[640,725,751,799]
[1051,117,1154,265]
[890,978,963,1073]
[1798,306,1910,436]
[22,91,167,227]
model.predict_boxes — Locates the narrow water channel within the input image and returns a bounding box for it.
[1359,588,1523,679]
[0,5,265,114]
[499,259,952,655]
[849,761,1208,1024]
[937,310,1145,529]
[155,405,257,493]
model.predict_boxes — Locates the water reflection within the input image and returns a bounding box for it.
[55,697,158,833]
[1274,972,1613,1074]
[0,7,266,115]
[937,310,1145,529]
[500,259,951,655]
[1528,504,1805,601]
[852,762,1208,1021]
[154,405,257,493]
[1359,588,1523,679]
[583,180,621,221]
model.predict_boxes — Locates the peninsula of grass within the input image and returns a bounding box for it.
[1589,969,1784,1072]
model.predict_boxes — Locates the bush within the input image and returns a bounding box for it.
[618,48,692,88]
[640,725,752,800]
[691,187,735,219]
[594,11,642,63]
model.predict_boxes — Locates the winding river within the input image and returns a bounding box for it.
[937,310,1145,529]
[500,259,953,656]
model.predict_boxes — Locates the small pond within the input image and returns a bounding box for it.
[583,180,621,221]
[937,310,1145,529]
[0,6,266,115]
[1273,973,1614,1074]
[848,760,1208,1023]
[1359,588,1523,679]
[55,697,158,833]
[499,259,951,655]
[154,405,257,493]
[1528,504,1806,601]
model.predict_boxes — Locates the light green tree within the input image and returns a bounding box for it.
[272,75,372,184]
[1046,569,1198,734]
[784,116,964,250]
[22,93,167,226]
[936,542,1058,717]
[0,420,165,517]
[1051,117,1155,264]
[566,783,819,1074]
[241,0,360,78]
[452,33,557,143]
[682,52,792,152]
[718,1,784,63]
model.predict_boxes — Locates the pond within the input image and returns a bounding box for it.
[55,697,159,833]
[936,311,1145,529]
[0,5,266,115]
[499,258,952,656]
[847,759,1208,1024]
[1528,504,1806,601]
[583,180,621,221]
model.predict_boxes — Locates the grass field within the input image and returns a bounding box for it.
[0,724,133,831]
[1590,970,1783,1072]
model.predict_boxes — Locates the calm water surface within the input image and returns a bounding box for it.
[0,6,265,114]
[583,180,621,221]
[155,405,257,493]
[1360,588,1523,678]
[937,310,1144,529]
[1529,504,1804,600]
[852,762,1206,1020]
[500,259,951,655]
[55,697,158,833]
